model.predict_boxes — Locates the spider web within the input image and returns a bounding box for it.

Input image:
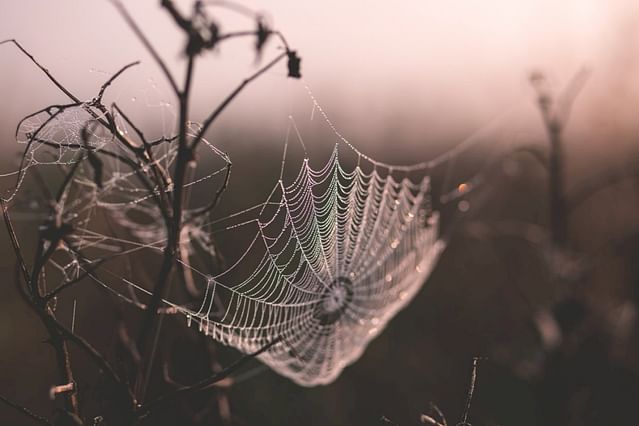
[1,83,507,386]
[173,146,444,385]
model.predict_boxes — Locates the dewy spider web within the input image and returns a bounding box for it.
[2,76,501,386]
[173,146,444,386]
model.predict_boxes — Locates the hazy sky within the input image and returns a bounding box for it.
[1,0,638,165]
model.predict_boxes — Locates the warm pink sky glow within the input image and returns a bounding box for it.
[1,0,638,169]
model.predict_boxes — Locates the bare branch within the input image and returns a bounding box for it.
[139,337,281,416]
[192,51,287,149]
[189,161,232,220]
[44,259,107,302]
[1,199,31,285]
[0,394,53,426]
[0,39,80,103]
[459,357,481,426]
[94,61,141,104]
[110,0,180,96]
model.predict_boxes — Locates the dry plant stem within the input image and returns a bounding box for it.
[177,226,199,296]
[111,103,173,191]
[9,56,171,227]
[132,0,289,402]
[192,51,288,150]
[0,39,81,103]
[135,50,196,405]
[4,1,298,420]
[133,0,200,398]
[4,173,136,418]
[0,394,54,426]
[458,357,480,426]
[190,161,232,220]
[543,112,567,247]
[95,61,140,103]
[31,136,169,225]
[54,312,135,408]
[110,0,180,96]
[534,70,589,248]
[1,199,79,416]
[420,403,448,426]
[420,414,445,426]
[44,259,107,302]
[138,338,281,417]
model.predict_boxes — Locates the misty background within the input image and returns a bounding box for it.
[1,0,638,161]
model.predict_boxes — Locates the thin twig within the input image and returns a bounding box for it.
[189,161,232,219]
[192,51,287,149]
[138,337,281,416]
[54,314,136,407]
[135,32,197,406]
[0,394,53,426]
[1,199,31,284]
[0,39,80,103]
[94,61,141,104]
[44,259,107,301]
[459,357,481,426]
[110,0,180,96]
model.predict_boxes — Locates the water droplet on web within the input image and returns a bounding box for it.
[131,97,136,102]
